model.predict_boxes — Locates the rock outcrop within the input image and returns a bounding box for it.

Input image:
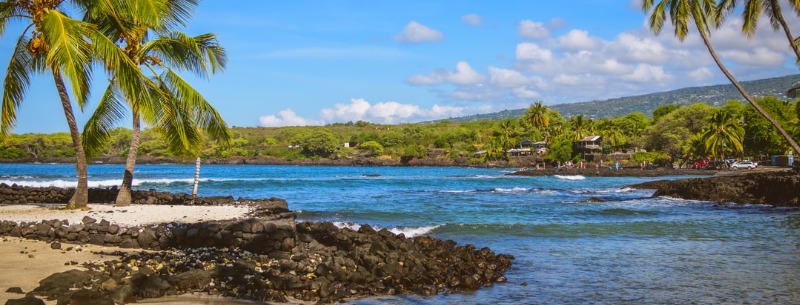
[629,170,800,206]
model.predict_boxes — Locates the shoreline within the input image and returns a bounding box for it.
[0,197,513,304]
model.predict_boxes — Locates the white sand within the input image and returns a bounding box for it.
[0,237,127,304]
[0,204,256,227]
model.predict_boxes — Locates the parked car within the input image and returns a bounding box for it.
[731,161,756,169]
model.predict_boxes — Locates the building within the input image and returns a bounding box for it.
[507,148,532,156]
[574,135,602,160]
[533,141,548,155]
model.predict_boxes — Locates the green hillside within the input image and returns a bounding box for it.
[448,74,800,121]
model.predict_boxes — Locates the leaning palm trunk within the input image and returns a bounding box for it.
[53,70,88,209]
[692,10,800,155]
[115,111,141,206]
[768,0,800,62]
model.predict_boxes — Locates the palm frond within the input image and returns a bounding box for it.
[41,10,93,109]
[741,0,764,37]
[646,0,668,35]
[82,83,127,158]
[1,37,34,136]
[162,0,199,30]
[143,32,226,76]
[162,68,231,145]
[765,0,783,31]
[89,25,154,113]
[715,0,737,26]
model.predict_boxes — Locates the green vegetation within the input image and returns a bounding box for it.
[3,97,797,167]
[0,1,231,208]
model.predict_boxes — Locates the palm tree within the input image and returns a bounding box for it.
[0,1,147,208]
[498,119,516,149]
[570,115,589,141]
[82,0,231,206]
[701,110,744,162]
[643,0,800,155]
[718,0,800,62]
[523,101,550,132]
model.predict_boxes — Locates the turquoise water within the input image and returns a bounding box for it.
[2,163,800,304]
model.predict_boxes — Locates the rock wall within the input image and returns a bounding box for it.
[0,199,297,257]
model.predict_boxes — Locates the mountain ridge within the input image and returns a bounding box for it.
[444,74,800,122]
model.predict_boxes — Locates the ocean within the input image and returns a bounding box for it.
[2,163,800,304]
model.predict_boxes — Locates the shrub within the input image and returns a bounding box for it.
[360,141,384,156]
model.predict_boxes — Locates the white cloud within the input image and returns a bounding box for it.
[557,29,600,50]
[553,74,582,85]
[407,14,798,106]
[719,47,785,67]
[462,14,482,27]
[519,20,549,39]
[260,99,467,126]
[320,98,371,122]
[450,61,485,84]
[408,61,485,85]
[513,87,540,98]
[394,21,444,43]
[259,109,320,127]
[595,59,632,75]
[611,33,668,64]
[516,42,553,62]
[489,66,529,87]
[688,67,714,82]
[622,64,670,83]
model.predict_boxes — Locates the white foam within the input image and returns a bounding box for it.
[554,175,586,180]
[389,225,440,237]
[493,187,530,193]
[0,178,211,188]
[331,222,441,238]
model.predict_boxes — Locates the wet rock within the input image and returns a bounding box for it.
[65,289,114,305]
[4,295,45,305]
[629,170,800,206]
[31,270,98,300]
[49,242,61,250]
[5,287,23,294]
[168,269,211,291]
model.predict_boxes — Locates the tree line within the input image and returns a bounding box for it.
[3,96,798,166]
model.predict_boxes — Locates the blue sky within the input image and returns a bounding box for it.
[2,0,799,133]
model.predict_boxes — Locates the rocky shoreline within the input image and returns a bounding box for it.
[0,186,513,304]
[507,166,721,177]
[0,155,540,168]
[629,169,800,206]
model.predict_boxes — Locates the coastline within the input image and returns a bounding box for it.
[0,196,513,304]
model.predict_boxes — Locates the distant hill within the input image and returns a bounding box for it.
[446,74,800,122]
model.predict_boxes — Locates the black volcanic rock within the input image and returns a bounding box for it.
[629,170,800,206]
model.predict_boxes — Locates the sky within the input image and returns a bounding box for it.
[2,0,800,133]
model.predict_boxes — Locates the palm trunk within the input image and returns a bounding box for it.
[115,111,141,206]
[770,0,800,62]
[53,70,88,209]
[191,157,200,204]
[693,11,800,155]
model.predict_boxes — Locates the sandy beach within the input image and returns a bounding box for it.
[0,236,124,303]
[0,203,256,227]
[0,203,263,304]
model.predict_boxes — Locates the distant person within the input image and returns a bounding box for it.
[615,161,619,171]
